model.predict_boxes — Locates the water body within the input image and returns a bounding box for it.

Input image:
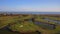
[0,12,60,14]
[43,18,60,24]
[19,18,55,29]
[0,26,41,34]
[34,21,56,29]
[0,26,20,34]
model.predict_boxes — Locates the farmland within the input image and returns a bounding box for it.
[0,14,60,34]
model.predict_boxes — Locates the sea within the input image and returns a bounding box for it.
[0,11,60,14]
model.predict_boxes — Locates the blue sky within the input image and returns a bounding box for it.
[0,0,60,12]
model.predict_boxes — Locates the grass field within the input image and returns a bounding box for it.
[0,14,60,34]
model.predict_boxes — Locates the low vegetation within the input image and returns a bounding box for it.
[0,14,60,34]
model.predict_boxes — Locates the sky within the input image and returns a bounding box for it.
[0,0,60,12]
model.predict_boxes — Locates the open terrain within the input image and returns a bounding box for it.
[0,14,60,34]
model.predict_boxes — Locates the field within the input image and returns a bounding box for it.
[0,14,60,34]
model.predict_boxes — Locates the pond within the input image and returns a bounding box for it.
[0,22,41,34]
[43,18,60,24]
[0,26,41,34]
[0,26,20,34]
[34,21,56,30]
[24,18,56,30]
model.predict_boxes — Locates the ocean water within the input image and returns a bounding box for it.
[0,11,60,14]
